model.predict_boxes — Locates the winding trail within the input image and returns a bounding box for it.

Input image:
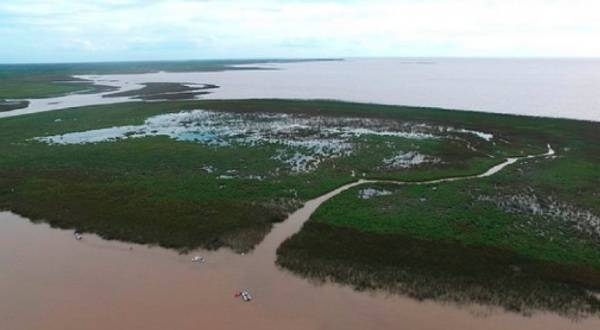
[4,143,597,330]
[252,144,555,262]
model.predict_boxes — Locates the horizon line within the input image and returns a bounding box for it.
[2,55,600,66]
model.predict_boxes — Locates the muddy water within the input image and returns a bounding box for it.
[2,58,600,121]
[2,147,600,330]
[0,79,143,119]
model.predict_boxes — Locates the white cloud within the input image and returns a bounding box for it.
[1,0,599,62]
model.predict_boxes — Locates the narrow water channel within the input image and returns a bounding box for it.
[3,145,598,330]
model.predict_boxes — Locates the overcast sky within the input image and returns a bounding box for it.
[1,0,599,63]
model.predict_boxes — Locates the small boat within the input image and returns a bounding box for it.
[74,231,83,240]
[240,290,252,302]
[191,256,205,263]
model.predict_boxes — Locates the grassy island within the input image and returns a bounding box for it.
[1,98,599,315]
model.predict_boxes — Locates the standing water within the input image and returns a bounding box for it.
[1,58,600,121]
[2,147,599,329]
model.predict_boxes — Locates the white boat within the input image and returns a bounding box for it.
[241,290,252,302]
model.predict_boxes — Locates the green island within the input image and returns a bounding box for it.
[0,59,337,111]
[104,82,220,101]
[1,97,599,316]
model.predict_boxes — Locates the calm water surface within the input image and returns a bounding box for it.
[2,162,600,330]
[2,212,600,330]
[2,59,600,329]
[1,58,599,121]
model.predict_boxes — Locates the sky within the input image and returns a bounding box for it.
[1,0,599,63]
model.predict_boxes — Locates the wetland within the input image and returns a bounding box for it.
[1,59,600,329]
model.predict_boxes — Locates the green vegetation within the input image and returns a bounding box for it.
[104,82,219,100]
[277,222,600,317]
[0,79,97,99]
[0,58,334,78]
[0,100,29,112]
[0,59,332,107]
[0,99,531,252]
[0,65,118,100]
[277,109,600,316]
[1,97,599,315]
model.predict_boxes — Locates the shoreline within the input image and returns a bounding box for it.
[2,58,599,122]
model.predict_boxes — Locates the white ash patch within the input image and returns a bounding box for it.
[358,188,393,199]
[216,173,265,180]
[326,127,435,140]
[478,193,600,241]
[272,150,321,173]
[382,151,441,169]
[420,124,494,141]
[449,128,493,141]
[245,175,265,181]
[33,109,490,172]
[33,110,439,148]
[35,125,138,144]
[201,165,215,173]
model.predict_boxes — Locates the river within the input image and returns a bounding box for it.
[1,58,599,121]
[3,146,599,329]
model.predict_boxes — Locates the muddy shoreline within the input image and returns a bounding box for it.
[4,145,598,329]
[2,59,600,121]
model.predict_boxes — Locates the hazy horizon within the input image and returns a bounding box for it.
[2,0,599,64]
[4,56,600,66]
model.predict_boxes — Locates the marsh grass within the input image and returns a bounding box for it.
[0,99,29,112]
[1,99,599,279]
[277,222,600,318]
[104,82,219,100]
[276,118,600,315]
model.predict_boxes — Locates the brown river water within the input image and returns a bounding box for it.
[2,148,600,330]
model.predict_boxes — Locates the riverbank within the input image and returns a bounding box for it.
[3,58,600,121]
[2,165,600,329]
[1,99,599,315]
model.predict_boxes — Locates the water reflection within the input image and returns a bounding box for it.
[2,210,600,330]
[277,222,600,319]
[3,58,600,121]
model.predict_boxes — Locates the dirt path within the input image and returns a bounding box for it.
[254,144,555,261]
[5,144,593,330]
